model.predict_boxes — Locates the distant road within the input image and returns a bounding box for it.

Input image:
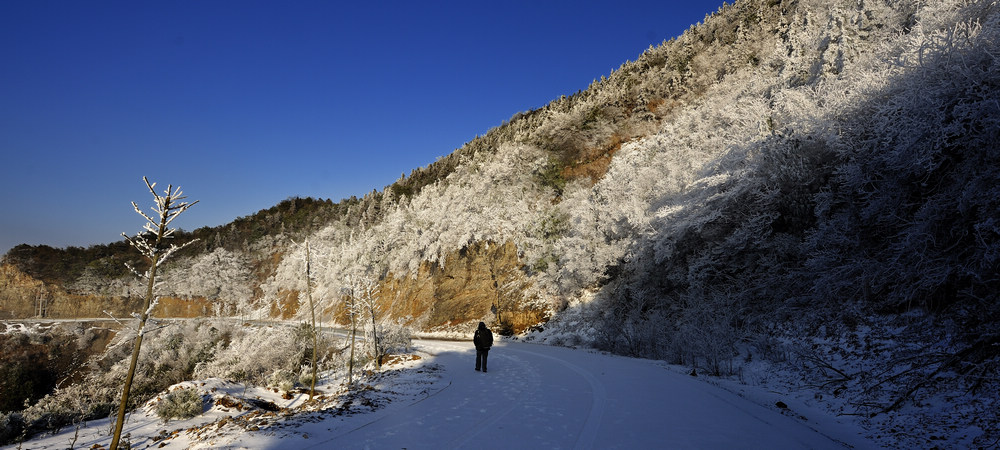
[1,317,364,341]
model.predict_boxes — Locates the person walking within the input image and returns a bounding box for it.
[474,321,493,373]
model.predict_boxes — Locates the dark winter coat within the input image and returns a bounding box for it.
[474,322,493,350]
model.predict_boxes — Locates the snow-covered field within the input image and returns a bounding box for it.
[12,339,874,449]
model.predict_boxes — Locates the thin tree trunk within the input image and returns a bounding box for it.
[306,241,318,400]
[110,219,165,450]
[369,303,380,370]
[348,294,357,385]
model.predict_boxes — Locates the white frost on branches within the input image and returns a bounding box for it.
[160,248,253,303]
[121,177,200,276]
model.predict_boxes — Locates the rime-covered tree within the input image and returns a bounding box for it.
[110,177,198,450]
[304,240,318,399]
[348,275,382,369]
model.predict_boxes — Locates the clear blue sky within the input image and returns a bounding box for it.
[0,0,726,256]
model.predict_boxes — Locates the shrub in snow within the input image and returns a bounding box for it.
[378,321,413,355]
[268,369,298,393]
[193,324,332,386]
[155,388,204,423]
[298,371,315,389]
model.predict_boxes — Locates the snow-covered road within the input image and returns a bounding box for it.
[258,340,871,449]
[15,338,874,449]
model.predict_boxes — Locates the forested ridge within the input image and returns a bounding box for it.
[2,0,999,445]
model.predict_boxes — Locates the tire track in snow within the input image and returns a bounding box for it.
[438,341,607,449]
[301,341,543,449]
[445,349,540,448]
[504,346,607,450]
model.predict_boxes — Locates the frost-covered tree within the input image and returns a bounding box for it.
[161,247,252,305]
[111,177,198,450]
[347,275,382,369]
[302,240,319,399]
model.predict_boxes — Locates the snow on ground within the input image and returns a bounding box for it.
[12,340,875,449]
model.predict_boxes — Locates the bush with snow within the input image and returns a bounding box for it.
[192,323,319,386]
[268,369,298,393]
[155,388,204,423]
[297,371,316,389]
[378,320,413,355]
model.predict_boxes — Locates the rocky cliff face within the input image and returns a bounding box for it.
[0,264,44,319]
[0,264,215,320]
[293,241,546,334]
[378,241,546,334]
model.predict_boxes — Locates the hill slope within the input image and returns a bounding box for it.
[2,0,998,445]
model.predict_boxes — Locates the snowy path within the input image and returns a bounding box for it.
[251,340,871,449]
[14,339,873,449]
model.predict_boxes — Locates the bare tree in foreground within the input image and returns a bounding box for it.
[110,177,198,450]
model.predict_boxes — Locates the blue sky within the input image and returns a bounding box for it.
[0,0,727,256]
